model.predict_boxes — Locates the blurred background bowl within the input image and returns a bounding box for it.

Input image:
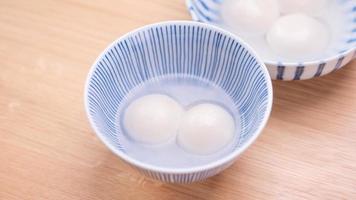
[186,0,356,80]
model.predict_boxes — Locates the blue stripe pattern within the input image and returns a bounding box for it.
[276,65,285,80]
[315,62,326,77]
[187,0,356,80]
[294,66,304,80]
[334,56,345,70]
[86,22,271,183]
[187,0,221,23]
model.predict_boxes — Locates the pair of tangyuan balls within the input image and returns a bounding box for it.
[123,94,235,155]
[223,0,329,59]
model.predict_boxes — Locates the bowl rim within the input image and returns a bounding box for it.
[185,0,356,67]
[84,20,273,174]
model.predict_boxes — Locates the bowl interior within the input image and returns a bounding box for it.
[187,0,356,65]
[85,22,272,172]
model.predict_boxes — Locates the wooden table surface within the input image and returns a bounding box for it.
[1,0,356,199]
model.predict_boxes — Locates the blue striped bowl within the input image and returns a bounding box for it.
[186,0,356,80]
[84,21,273,183]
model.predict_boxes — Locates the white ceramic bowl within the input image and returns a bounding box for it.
[84,21,273,183]
[186,0,356,80]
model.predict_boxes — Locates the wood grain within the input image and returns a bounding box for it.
[1,0,356,199]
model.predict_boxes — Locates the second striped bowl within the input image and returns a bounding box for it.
[186,0,356,80]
